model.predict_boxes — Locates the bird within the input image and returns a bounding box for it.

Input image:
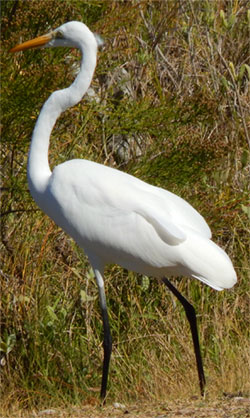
[10,21,237,401]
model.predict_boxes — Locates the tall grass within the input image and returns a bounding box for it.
[1,0,249,412]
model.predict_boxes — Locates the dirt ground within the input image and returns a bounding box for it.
[2,397,249,418]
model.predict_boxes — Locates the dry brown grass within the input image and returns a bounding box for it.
[1,0,249,413]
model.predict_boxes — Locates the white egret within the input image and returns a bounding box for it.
[10,21,237,401]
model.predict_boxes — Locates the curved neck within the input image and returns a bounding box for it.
[27,44,97,199]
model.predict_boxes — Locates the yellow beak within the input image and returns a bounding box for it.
[10,33,53,53]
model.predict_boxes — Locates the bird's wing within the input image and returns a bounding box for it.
[151,186,212,240]
[134,204,186,245]
[80,163,188,245]
[50,160,209,247]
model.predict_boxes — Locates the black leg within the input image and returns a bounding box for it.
[162,277,206,396]
[94,268,112,402]
[100,303,112,402]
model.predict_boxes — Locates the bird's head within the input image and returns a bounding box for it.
[10,21,103,53]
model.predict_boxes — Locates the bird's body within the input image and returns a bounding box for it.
[10,21,237,401]
[35,157,235,291]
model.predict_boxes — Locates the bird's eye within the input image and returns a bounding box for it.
[55,30,64,39]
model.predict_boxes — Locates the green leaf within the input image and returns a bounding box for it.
[141,276,150,292]
[80,289,96,303]
[228,14,236,28]
[47,306,58,322]
[6,334,16,355]
[241,205,250,220]
[229,62,237,80]
[241,150,249,168]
